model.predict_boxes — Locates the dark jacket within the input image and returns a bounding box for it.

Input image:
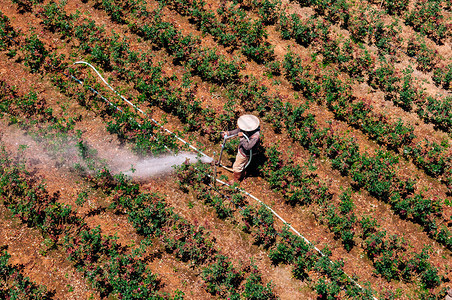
[226,128,260,157]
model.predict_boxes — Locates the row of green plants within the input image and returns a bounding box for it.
[63,225,181,299]
[281,51,452,191]
[274,0,450,129]
[404,0,450,44]
[278,5,451,124]
[291,0,450,44]
[156,0,275,63]
[0,69,262,298]
[0,82,272,299]
[25,0,452,246]
[283,51,416,150]
[146,0,452,190]
[0,32,279,297]
[315,186,444,290]
[281,103,451,249]
[31,0,452,191]
[432,63,452,89]
[0,246,53,299]
[32,1,242,138]
[368,63,451,131]
[261,146,446,289]
[277,12,452,191]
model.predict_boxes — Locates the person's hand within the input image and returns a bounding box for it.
[221,131,226,138]
[238,132,243,137]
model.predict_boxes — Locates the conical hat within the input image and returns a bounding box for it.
[237,115,260,131]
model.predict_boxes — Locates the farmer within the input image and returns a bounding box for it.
[221,114,260,184]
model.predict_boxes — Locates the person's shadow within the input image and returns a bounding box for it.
[244,141,267,179]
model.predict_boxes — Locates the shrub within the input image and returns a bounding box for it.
[21,34,48,73]
[38,0,74,38]
[242,266,276,299]
[202,255,243,297]
[241,204,277,248]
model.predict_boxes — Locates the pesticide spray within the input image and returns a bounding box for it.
[116,152,213,180]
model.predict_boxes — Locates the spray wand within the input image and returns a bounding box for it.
[216,132,252,172]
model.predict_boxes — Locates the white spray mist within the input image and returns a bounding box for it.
[113,151,213,180]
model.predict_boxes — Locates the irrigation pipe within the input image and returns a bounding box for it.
[71,61,377,299]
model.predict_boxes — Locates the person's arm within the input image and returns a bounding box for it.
[240,132,259,150]
[224,128,240,137]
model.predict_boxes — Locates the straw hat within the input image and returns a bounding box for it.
[237,115,260,132]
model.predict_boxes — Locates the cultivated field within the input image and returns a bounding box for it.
[0,0,451,299]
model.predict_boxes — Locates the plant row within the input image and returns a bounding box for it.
[155,0,451,158]
[156,0,275,63]
[177,149,447,296]
[94,0,452,191]
[261,145,446,289]
[108,0,452,194]
[280,50,452,190]
[290,0,450,44]
[11,0,447,251]
[277,6,451,126]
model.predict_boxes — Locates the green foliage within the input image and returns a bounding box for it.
[21,34,48,73]
[38,0,74,38]
[364,231,443,286]
[242,264,276,300]
[11,0,43,12]
[0,146,80,242]
[127,194,172,236]
[106,108,177,156]
[161,219,216,265]
[0,12,18,51]
[432,64,452,89]
[405,0,448,43]
[241,205,277,248]
[202,255,242,297]
[406,37,439,71]
[64,226,163,298]
[0,247,52,299]
[324,190,357,251]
